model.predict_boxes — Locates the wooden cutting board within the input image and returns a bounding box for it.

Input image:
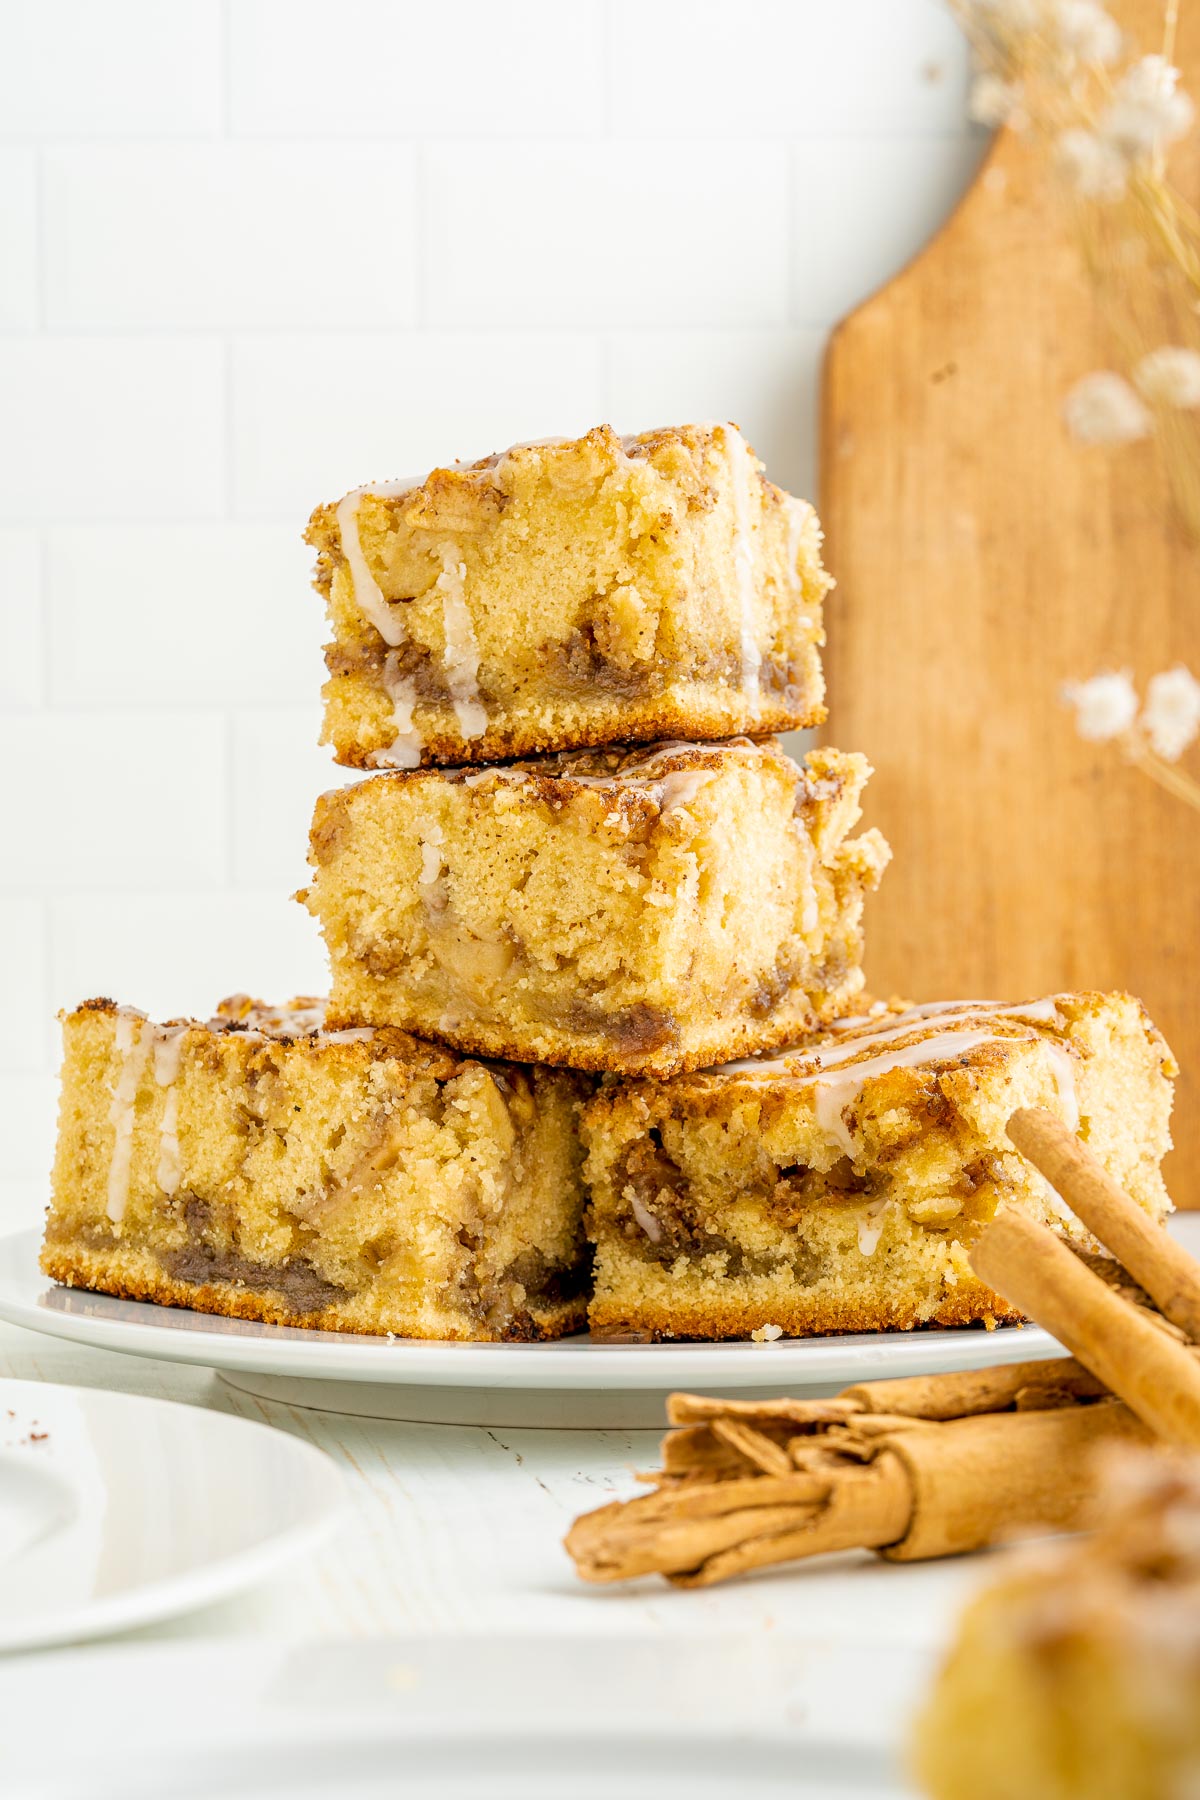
[821,1,1200,1200]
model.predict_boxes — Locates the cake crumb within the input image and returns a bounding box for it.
[751,1323,784,1343]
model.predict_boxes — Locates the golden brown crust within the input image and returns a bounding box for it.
[323,973,860,1080]
[325,697,827,769]
[586,1278,1026,1341]
[40,1243,587,1344]
[304,422,797,578]
[63,995,477,1085]
[310,740,883,1078]
[308,421,831,767]
[582,989,1176,1126]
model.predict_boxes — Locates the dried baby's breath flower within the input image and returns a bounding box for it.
[1101,55,1194,161]
[1055,126,1128,198]
[1142,667,1200,761]
[965,0,1041,33]
[1053,0,1122,68]
[1064,668,1200,810]
[1135,347,1200,409]
[970,73,1026,126]
[1061,670,1139,740]
[1063,371,1151,444]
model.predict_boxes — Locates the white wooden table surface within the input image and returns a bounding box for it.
[0,1316,989,1653]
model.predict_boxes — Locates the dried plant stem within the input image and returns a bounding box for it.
[1125,731,1200,807]
[952,0,1200,537]
[1164,0,1181,79]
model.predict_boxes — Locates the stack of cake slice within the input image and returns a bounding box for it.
[40,422,1177,1342]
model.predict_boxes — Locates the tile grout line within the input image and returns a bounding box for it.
[600,0,614,136]
[32,145,47,330]
[785,141,800,327]
[223,706,239,892]
[413,140,429,330]
[222,335,238,518]
[219,0,234,137]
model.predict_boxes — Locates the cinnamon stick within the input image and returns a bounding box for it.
[1007,1106,1200,1342]
[564,1395,1146,1585]
[970,1207,1200,1449]
[565,1456,914,1586]
[880,1398,1149,1560]
[839,1356,1106,1419]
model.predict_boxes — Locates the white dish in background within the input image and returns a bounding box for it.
[0,1227,1063,1427]
[0,1375,344,1652]
[0,1636,923,1798]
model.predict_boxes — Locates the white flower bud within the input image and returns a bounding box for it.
[1134,346,1200,408]
[1141,666,1200,761]
[1054,1,1122,66]
[1056,127,1128,199]
[969,74,1025,127]
[1061,671,1139,741]
[1063,372,1151,445]
[1101,55,1194,160]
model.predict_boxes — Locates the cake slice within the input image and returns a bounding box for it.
[306,422,831,768]
[582,992,1175,1339]
[915,1448,1200,1800]
[42,996,592,1342]
[303,738,890,1078]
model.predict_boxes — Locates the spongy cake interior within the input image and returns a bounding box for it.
[307,423,831,765]
[583,992,1175,1338]
[306,739,891,1075]
[43,1000,590,1342]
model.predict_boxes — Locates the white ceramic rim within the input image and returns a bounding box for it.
[0,1227,1062,1392]
[0,1375,346,1651]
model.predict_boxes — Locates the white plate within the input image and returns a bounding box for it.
[0,1375,345,1651]
[0,1636,922,1797]
[0,1227,1062,1426]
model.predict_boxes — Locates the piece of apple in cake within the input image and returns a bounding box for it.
[306,422,831,768]
[303,738,891,1078]
[582,992,1175,1339]
[42,996,592,1341]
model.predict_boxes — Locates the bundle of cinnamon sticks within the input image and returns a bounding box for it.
[565,1107,1200,1588]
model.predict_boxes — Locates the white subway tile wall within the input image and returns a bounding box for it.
[0,0,985,1228]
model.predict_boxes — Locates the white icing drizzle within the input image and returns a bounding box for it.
[335,481,420,648]
[225,1000,329,1036]
[708,998,1080,1155]
[216,1001,380,1049]
[152,1025,187,1197]
[812,1029,1004,1153]
[367,650,423,770]
[723,424,761,715]
[656,769,716,812]
[435,545,487,739]
[784,495,813,607]
[101,1001,385,1219]
[493,435,570,479]
[857,1200,889,1257]
[106,1014,153,1224]
[792,1002,1061,1080]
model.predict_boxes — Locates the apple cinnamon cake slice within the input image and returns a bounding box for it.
[306,421,831,768]
[915,1448,1200,1800]
[42,996,592,1341]
[582,992,1175,1339]
[303,737,890,1078]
